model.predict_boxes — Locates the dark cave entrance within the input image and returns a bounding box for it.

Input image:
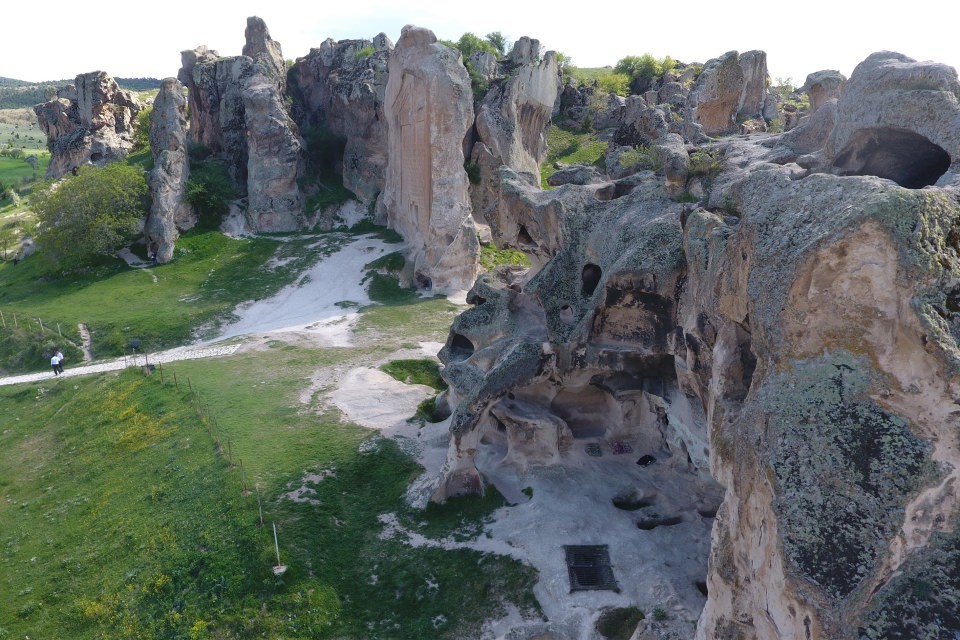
[833,127,951,188]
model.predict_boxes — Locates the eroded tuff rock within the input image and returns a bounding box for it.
[33,71,142,178]
[179,17,305,231]
[801,69,846,114]
[145,78,193,263]
[430,50,960,639]
[824,51,960,189]
[690,50,768,136]
[289,34,393,206]
[381,25,479,292]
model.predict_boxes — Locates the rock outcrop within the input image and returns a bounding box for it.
[801,69,846,114]
[381,25,479,292]
[179,17,305,231]
[33,71,143,178]
[428,50,960,640]
[289,34,393,207]
[689,50,768,136]
[144,78,193,263]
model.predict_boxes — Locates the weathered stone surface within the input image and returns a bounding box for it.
[179,18,306,232]
[427,49,960,640]
[242,16,286,92]
[381,25,479,293]
[777,98,838,154]
[34,70,143,178]
[509,36,541,66]
[475,50,561,178]
[825,51,960,189]
[545,164,605,187]
[289,34,392,206]
[145,78,193,263]
[801,69,845,114]
[243,69,306,231]
[690,50,768,136]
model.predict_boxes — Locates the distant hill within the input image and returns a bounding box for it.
[0,76,162,109]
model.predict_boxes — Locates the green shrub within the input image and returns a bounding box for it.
[688,150,721,177]
[652,607,668,621]
[354,45,375,62]
[480,243,531,272]
[133,107,152,151]
[614,54,677,94]
[464,159,481,185]
[185,161,236,230]
[619,145,660,171]
[597,73,631,97]
[32,163,149,273]
[380,359,447,390]
[453,32,498,58]
[464,61,490,104]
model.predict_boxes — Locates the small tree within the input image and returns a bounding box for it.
[455,32,498,59]
[615,54,677,95]
[485,32,508,56]
[32,163,149,272]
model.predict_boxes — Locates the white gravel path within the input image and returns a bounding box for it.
[0,234,398,387]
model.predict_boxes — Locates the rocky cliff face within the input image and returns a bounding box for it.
[430,51,960,639]
[179,16,305,232]
[33,71,143,178]
[144,78,193,263]
[381,25,480,293]
[288,34,393,207]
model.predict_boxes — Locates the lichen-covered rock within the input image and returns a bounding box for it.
[34,70,143,178]
[145,78,193,263]
[381,25,479,293]
[429,49,960,640]
[242,16,287,92]
[288,34,392,206]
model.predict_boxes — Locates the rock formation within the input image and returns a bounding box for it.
[33,71,143,178]
[690,50,768,136]
[288,34,393,207]
[179,17,305,232]
[381,25,479,292]
[801,69,846,114]
[144,78,193,263]
[428,50,960,639]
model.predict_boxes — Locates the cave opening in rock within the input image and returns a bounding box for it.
[517,224,535,247]
[833,127,951,188]
[90,152,103,162]
[447,333,475,361]
[582,263,602,297]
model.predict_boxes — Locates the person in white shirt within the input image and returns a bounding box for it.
[51,354,61,376]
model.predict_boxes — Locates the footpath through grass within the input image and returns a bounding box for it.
[0,338,539,638]
[0,231,345,373]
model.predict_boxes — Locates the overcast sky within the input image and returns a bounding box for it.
[2,1,957,87]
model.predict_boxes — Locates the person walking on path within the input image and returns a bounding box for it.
[54,349,64,374]
[51,353,61,376]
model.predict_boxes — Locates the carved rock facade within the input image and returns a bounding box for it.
[382,25,479,293]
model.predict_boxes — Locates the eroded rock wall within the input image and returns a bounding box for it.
[33,70,143,178]
[432,49,960,640]
[145,78,193,263]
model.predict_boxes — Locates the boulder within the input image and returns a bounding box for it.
[690,50,769,136]
[33,70,143,178]
[509,36,541,65]
[145,78,193,263]
[381,25,479,293]
[801,69,845,114]
[546,164,605,187]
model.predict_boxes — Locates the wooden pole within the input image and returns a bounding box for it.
[256,484,264,527]
[56,322,61,337]
[240,459,249,495]
[227,438,233,463]
[13,313,17,329]
[173,370,179,391]
[0,310,5,328]
[159,362,163,384]
[38,318,44,333]
[187,377,192,393]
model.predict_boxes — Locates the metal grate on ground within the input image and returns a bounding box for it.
[564,544,619,592]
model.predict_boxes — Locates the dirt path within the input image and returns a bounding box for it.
[77,323,93,362]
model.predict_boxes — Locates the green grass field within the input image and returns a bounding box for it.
[0,279,539,638]
[0,153,48,188]
[0,122,46,152]
[568,66,615,84]
[540,119,608,187]
[0,231,348,373]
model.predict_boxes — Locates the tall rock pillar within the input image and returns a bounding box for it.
[382,25,479,293]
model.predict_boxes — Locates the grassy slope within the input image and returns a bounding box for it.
[0,232,349,373]
[0,153,48,186]
[0,279,539,638]
[540,119,607,187]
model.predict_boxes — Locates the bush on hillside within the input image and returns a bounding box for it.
[32,163,149,273]
[185,161,236,230]
[614,54,677,94]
